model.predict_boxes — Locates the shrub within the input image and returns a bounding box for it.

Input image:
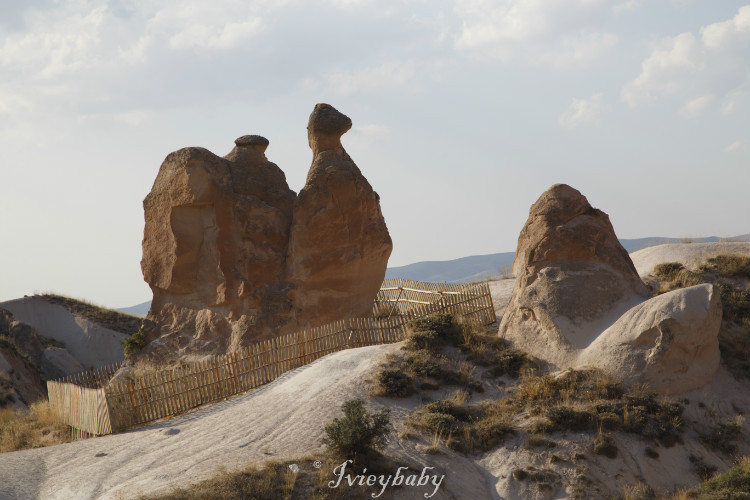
[321,399,392,460]
[374,369,414,398]
[122,327,147,357]
[593,432,618,459]
[654,262,685,281]
[690,454,718,482]
[404,314,458,351]
[708,255,750,278]
[420,412,460,435]
[702,421,743,454]
[688,456,750,499]
[545,406,597,432]
[490,349,529,378]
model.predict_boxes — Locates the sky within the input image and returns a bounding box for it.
[1,0,748,309]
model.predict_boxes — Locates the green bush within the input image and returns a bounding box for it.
[375,369,413,398]
[689,457,750,499]
[490,349,528,378]
[321,399,392,460]
[122,327,147,357]
[404,314,458,351]
[420,412,460,435]
[545,406,597,432]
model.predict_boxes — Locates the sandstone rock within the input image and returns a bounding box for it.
[140,104,392,357]
[499,184,650,366]
[285,104,392,330]
[141,135,296,353]
[578,284,722,394]
[498,184,722,393]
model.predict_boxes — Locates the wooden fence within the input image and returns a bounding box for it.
[47,280,496,436]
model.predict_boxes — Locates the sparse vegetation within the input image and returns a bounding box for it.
[0,401,73,452]
[141,456,372,500]
[321,399,392,461]
[41,294,143,335]
[410,391,515,453]
[686,456,750,499]
[593,430,618,458]
[372,314,533,400]
[123,327,148,357]
[689,454,719,482]
[372,369,413,398]
[701,420,743,454]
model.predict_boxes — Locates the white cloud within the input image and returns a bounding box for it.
[621,5,750,111]
[680,94,714,117]
[452,0,616,65]
[558,92,604,128]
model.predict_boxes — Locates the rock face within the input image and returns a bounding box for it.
[499,184,721,393]
[579,284,722,394]
[286,104,393,330]
[141,104,392,357]
[141,136,296,354]
[499,184,650,367]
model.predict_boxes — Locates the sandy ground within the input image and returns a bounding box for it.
[630,242,750,276]
[0,297,125,369]
[487,278,514,321]
[0,343,495,500]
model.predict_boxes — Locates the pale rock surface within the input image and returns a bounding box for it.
[0,297,125,370]
[41,347,86,380]
[286,104,392,331]
[499,184,650,367]
[578,283,722,394]
[499,184,722,393]
[630,241,750,276]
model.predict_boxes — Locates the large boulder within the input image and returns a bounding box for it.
[499,184,722,393]
[285,104,393,330]
[499,184,650,367]
[578,284,722,394]
[140,104,391,358]
[141,135,296,355]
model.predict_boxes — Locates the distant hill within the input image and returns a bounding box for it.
[618,234,750,253]
[385,252,516,283]
[120,234,750,311]
[117,300,150,318]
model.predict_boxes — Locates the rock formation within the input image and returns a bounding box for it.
[140,104,391,358]
[499,184,721,393]
[499,184,650,367]
[578,283,722,394]
[286,104,393,330]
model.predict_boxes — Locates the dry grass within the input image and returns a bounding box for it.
[0,400,73,452]
[409,390,516,454]
[141,456,371,500]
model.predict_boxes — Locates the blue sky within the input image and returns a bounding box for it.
[1,0,748,308]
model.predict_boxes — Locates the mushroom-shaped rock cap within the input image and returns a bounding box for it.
[234,135,269,149]
[307,104,352,137]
